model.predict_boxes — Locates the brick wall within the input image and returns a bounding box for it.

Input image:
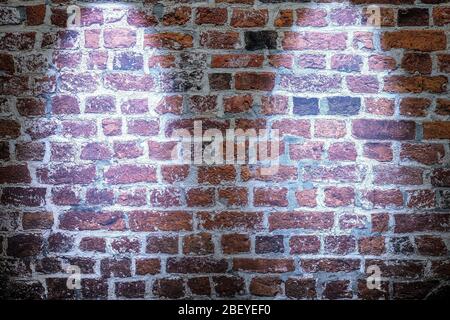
[0,0,449,300]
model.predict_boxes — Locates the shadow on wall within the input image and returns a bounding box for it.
[0,0,449,300]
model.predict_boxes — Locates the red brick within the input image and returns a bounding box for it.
[198,211,264,231]
[149,187,182,208]
[275,10,293,27]
[402,53,432,74]
[269,211,334,231]
[101,258,131,278]
[117,188,146,207]
[364,189,403,209]
[279,74,341,93]
[383,75,447,94]
[358,236,385,255]
[161,165,189,183]
[114,141,143,159]
[48,233,74,253]
[296,8,327,26]
[415,236,447,256]
[183,233,214,255]
[394,214,450,233]
[186,188,215,207]
[85,30,101,49]
[290,236,321,254]
[136,259,161,275]
[146,236,178,254]
[102,119,121,136]
[0,120,20,138]
[372,213,390,233]
[127,119,159,136]
[37,164,96,185]
[250,276,282,297]
[324,187,355,207]
[127,9,157,27]
[324,236,355,255]
[129,211,192,232]
[407,190,435,209]
[339,214,367,230]
[81,279,108,299]
[213,276,245,297]
[145,32,193,50]
[46,278,74,300]
[80,237,106,253]
[433,7,450,26]
[153,278,185,299]
[368,55,397,71]
[235,72,275,91]
[162,7,191,26]
[104,29,136,48]
[400,97,431,117]
[61,120,97,137]
[393,281,439,300]
[328,142,357,161]
[357,280,389,300]
[104,164,156,184]
[7,234,43,257]
[1,187,46,207]
[323,280,352,299]
[400,143,445,165]
[381,30,446,52]
[268,54,293,69]
[218,187,248,207]
[111,237,140,254]
[423,121,450,139]
[303,165,362,183]
[200,31,240,49]
[81,143,112,160]
[59,211,126,231]
[363,143,393,162]
[198,165,236,184]
[366,259,425,280]
[431,168,450,187]
[374,165,423,185]
[254,187,288,207]
[196,8,228,25]
[283,32,347,50]
[22,212,53,230]
[365,97,395,116]
[60,73,98,93]
[315,120,346,138]
[272,119,310,137]
[167,257,227,274]
[353,31,373,50]
[285,278,316,299]
[301,259,360,273]
[115,281,145,299]
[104,74,155,91]
[221,234,250,254]
[233,258,294,273]
[295,189,317,208]
[347,75,379,93]
[26,4,46,26]
[231,9,268,27]
[436,98,450,116]
[51,186,80,205]
[352,120,415,140]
